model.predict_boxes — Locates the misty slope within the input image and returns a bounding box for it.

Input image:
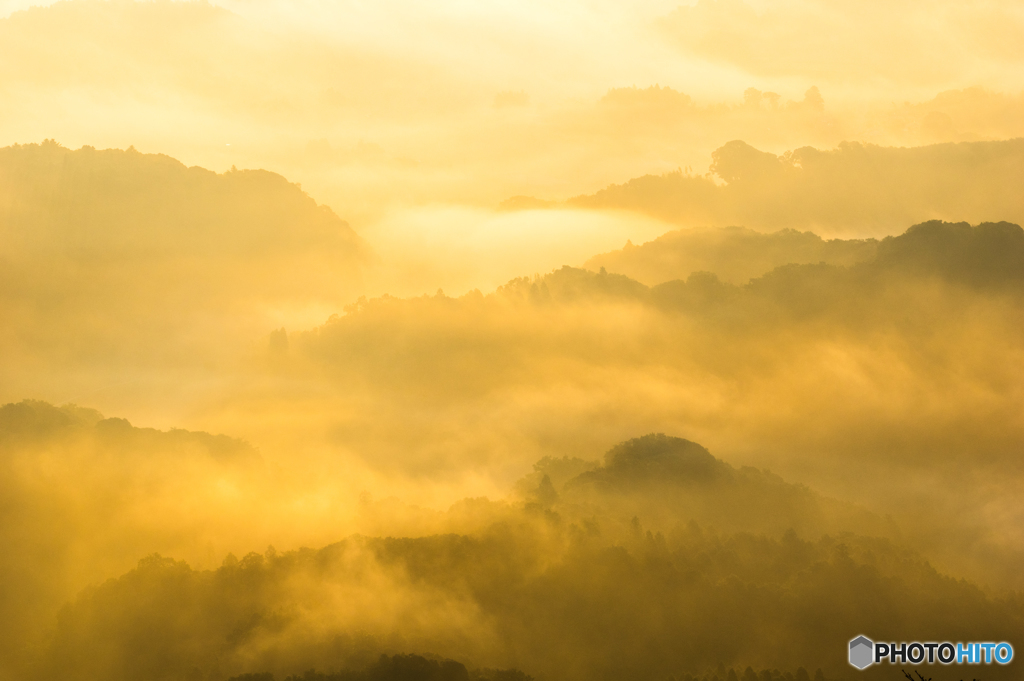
[280,220,1024,591]
[584,218,1024,292]
[527,434,890,540]
[0,141,360,256]
[0,141,363,411]
[583,226,877,285]
[5,212,1024,679]
[20,434,1022,681]
[568,139,1024,234]
[6,3,1024,681]
[0,400,266,673]
[297,219,1024,417]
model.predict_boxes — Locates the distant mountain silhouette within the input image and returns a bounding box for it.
[565,139,1024,233]
[0,140,361,257]
[0,140,365,376]
[584,226,877,285]
[499,221,1024,314]
[0,399,259,462]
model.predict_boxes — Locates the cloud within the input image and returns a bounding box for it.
[658,0,1024,95]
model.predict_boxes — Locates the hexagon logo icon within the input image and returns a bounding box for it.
[849,635,874,669]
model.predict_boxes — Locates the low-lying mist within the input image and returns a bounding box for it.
[3,139,1024,681]
[4,1,1024,680]
[251,220,1024,590]
[5,412,1021,681]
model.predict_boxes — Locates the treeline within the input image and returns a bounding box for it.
[227,654,834,681]
[0,399,258,461]
[301,220,1024,390]
[5,409,1021,681]
[332,220,1024,322]
[0,400,266,677]
[583,225,878,286]
[567,140,1024,233]
[0,140,359,257]
[229,654,530,681]
[287,220,1024,597]
[24,436,1023,681]
[0,140,364,385]
[531,434,890,540]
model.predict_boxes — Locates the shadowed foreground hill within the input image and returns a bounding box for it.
[23,435,1021,681]
[568,139,1024,234]
[545,435,889,540]
[258,653,532,681]
[0,400,264,673]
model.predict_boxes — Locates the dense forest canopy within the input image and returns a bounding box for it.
[8,419,1017,681]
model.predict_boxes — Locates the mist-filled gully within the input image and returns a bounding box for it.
[3,2,1024,678]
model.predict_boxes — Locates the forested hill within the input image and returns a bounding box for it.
[563,139,1024,233]
[0,140,360,256]
[529,434,889,539]
[584,218,1023,288]
[308,220,1024,346]
[0,400,264,673]
[583,225,878,286]
[0,141,366,381]
[291,219,1024,597]
[500,220,1024,311]
[8,402,911,681]
[22,432,1022,681]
